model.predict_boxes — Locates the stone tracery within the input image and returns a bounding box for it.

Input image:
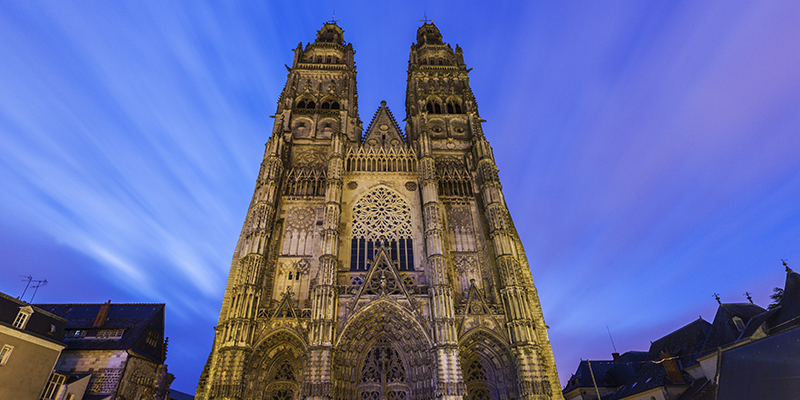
[350,187,415,272]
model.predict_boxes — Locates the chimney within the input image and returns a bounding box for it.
[93,300,111,327]
[660,351,684,384]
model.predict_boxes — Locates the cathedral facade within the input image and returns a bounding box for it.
[197,22,561,400]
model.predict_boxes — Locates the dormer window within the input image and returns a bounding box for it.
[13,307,33,330]
[733,316,746,332]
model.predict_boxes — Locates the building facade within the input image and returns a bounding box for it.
[197,22,561,400]
[36,301,173,400]
[0,291,66,400]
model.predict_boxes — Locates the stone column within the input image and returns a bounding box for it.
[204,134,285,400]
[304,132,344,400]
[418,131,466,400]
[473,133,554,400]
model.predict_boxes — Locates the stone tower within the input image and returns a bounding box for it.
[197,22,562,400]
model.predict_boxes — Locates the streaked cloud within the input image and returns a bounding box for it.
[1,0,798,392]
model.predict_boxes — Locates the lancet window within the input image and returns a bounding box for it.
[437,157,473,197]
[321,100,340,109]
[295,99,316,109]
[350,187,414,271]
[284,151,327,197]
[446,100,463,114]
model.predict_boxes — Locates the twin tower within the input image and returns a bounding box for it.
[197,22,561,400]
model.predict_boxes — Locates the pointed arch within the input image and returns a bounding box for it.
[334,299,434,400]
[244,329,308,400]
[459,328,519,400]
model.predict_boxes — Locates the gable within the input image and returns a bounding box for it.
[362,101,405,149]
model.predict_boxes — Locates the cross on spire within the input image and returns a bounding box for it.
[420,13,432,24]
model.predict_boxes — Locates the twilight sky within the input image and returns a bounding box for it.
[1,1,799,394]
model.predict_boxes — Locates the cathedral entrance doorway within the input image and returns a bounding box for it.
[357,340,410,400]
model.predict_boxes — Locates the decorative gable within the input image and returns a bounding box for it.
[362,101,405,149]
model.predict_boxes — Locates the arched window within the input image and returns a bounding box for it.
[447,103,454,114]
[426,102,434,113]
[434,102,442,114]
[350,187,414,271]
[455,102,462,113]
[296,100,306,109]
[305,101,315,109]
[321,100,341,110]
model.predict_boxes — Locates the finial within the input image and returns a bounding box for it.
[783,259,793,273]
[744,292,753,303]
[381,100,387,107]
[713,293,721,305]
[420,12,432,24]
[326,11,340,25]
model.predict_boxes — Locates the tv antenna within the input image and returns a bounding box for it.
[606,325,618,353]
[29,279,47,303]
[18,275,33,300]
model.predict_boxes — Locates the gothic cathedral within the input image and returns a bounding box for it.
[197,22,561,400]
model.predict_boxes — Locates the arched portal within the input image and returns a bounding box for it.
[333,300,434,400]
[459,329,518,400]
[243,330,307,400]
[358,337,409,400]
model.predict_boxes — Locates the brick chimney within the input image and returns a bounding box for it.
[93,300,111,327]
[660,351,684,384]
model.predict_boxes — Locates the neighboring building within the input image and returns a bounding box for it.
[0,291,66,400]
[169,389,195,400]
[562,352,648,400]
[197,22,561,400]
[36,301,173,400]
[562,267,800,400]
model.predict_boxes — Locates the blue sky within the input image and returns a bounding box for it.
[1,1,799,394]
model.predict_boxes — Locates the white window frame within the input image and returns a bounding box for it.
[0,344,13,366]
[13,306,34,330]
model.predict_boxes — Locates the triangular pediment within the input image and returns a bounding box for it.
[362,101,406,149]
[272,287,299,320]
[346,246,421,318]
[458,280,504,336]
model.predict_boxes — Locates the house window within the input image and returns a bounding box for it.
[96,329,124,339]
[0,345,13,366]
[40,372,66,399]
[13,308,32,329]
[66,330,87,339]
[146,329,160,347]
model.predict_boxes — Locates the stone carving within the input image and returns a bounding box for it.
[352,187,412,240]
